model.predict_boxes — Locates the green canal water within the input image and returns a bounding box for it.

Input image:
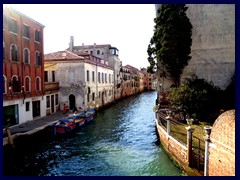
[4,91,181,176]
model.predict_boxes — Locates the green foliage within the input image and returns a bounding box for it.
[167,75,222,120]
[148,4,192,86]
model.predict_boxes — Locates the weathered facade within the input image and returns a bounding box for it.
[44,50,114,111]
[155,4,235,90]
[44,62,60,115]
[67,36,122,100]
[140,68,156,91]
[120,65,144,98]
[3,7,45,126]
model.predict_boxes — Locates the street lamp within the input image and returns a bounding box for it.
[166,110,172,120]
[186,118,194,127]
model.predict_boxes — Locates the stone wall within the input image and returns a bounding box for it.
[182,4,235,90]
[155,4,235,90]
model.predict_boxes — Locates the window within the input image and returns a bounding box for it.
[87,70,89,81]
[102,73,104,83]
[109,74,111,83]
[23,24,30,38]
[92,92,95,101]
[55,94,58,105]
[46,96,50,108]
[24,76,30,92]
[87,94,90,103]
[92,71,95,82]
[105,73,107,83]
[98,72,100,82]
[3,42,6,60]
[36,77,41,91]
[26,102,30,111]
[3,76,7,94]
[90,51,93,54]
[35,30,40,42]
[99,91,101,99]
[10,44,18,62]
[35,51,41,65]
[23,48,30,64]
[9,18,18,34]
[52,71,55,82]
[44,71,48,82]
[97,50,100,55]
[11,76,20,92]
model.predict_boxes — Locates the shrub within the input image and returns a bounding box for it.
[167,74,222,121]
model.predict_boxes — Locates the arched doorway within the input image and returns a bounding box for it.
[69,94,76,111]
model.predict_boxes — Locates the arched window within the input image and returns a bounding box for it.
[35,77,41,91]
[24,76,31,92]
[11,75,20,92]
[10,44,18,62]
[3,76,7,94]
[35,51,41,65]
[23,48,30,64]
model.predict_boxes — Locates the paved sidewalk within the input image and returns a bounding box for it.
[3,111,69,146]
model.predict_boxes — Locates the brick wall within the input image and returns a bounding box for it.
[208,110,235,176]
[155,118,188,166]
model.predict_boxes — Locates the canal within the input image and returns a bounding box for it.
[4,91,181,176]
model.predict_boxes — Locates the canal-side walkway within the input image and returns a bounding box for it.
[3,111,67,146]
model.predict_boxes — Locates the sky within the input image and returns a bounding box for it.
[4,4,156,69]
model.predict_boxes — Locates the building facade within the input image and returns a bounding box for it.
[44,50,114,111]
[67,36,122,100]
[3,7,45,127]
[140,68,156,91]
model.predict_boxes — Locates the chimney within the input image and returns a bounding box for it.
[62,52,67,58]
[93,43,96,56]
[69,36,74,52]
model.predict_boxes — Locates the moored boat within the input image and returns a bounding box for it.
[49,118,78,135]
[85,112,94,123]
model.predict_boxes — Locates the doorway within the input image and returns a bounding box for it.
[32,101,40,117]
[3,105,19,127]
[69,94,76,111]
[102,91,104,105]
[51,95,55,113]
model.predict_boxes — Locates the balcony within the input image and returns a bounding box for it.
[44,82,59,91]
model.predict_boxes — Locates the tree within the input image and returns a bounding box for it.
[147,4,193,86]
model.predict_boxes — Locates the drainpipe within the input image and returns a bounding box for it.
[204,126,212,176]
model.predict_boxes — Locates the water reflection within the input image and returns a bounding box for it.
[4,91,181,176]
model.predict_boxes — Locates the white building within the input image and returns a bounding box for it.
[44,50,114,111]
[67,36,122,100]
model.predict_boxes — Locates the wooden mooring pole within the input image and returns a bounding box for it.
[5,127,15,148]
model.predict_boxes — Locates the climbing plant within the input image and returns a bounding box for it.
[147,4,193,87]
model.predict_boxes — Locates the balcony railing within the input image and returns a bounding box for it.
[44,82,59,91]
